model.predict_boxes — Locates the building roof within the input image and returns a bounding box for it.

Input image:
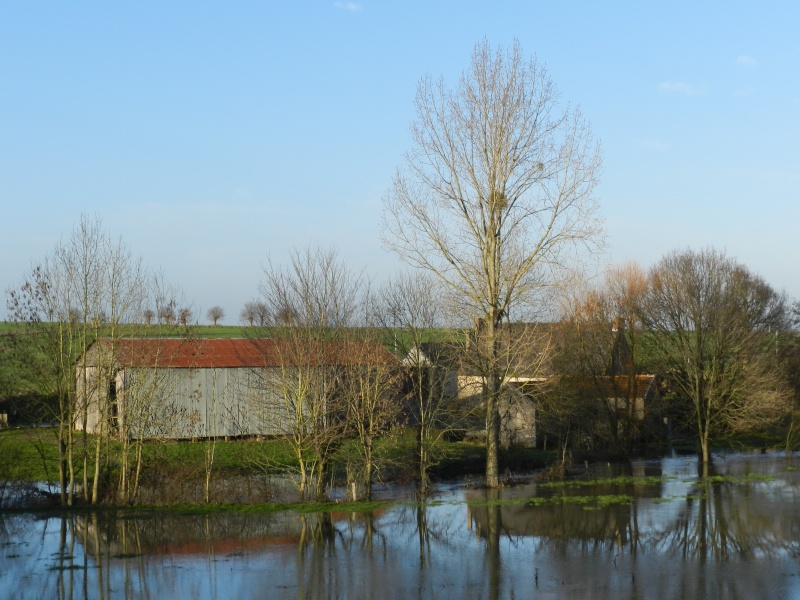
[409,342,465,370]
[85,338,398,369]
[562,374,657,400]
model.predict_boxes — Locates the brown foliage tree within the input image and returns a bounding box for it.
[555,263,650,456]
[641,248,791,464]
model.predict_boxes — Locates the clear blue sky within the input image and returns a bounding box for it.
[2,1,798,322]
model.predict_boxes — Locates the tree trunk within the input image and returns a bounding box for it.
[118,441,129,503]
[485,319,501,489]
[485,372,501,488]
[67,427,75,506]
[91,429,102,504]
[58,437,68,506]
[132,441,143,502]
[363,440,373,501]
[700,430,710,465]
[417,424,428,497]
[314,457,329,501]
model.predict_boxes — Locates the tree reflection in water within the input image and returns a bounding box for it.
[466,455,800,599]
[3,454,800,599]
[657,460,800,561]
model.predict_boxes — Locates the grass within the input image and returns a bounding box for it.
[0,321,467,345]
[0,427,299,484]
[0,426,550,494]
[0,427,64,481]
[539,476,668,488]
[531,494,634,509]
[463,493,635,510]
[534,473,775,492]
[0,322,24,335]
[705,473,774,484]
[0,322,247,338]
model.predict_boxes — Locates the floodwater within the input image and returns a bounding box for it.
[3,453,800,599]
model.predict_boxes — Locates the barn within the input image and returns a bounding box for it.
[75,337,398,440]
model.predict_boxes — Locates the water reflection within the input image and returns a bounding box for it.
[467,461,663,562]
[3,453,800,599]
[657,463,800,561]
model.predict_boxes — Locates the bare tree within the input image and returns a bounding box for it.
[380,272,463,496]
[8,263,80,506]
[7,215,151,505]
[383,40,603,487]
[207,305,225,326]
[641,248,791,465]
[240,300,270,326]
[178,307,192,326]
[254,302,270,326]
[340,328,402,501]
[253,246,364,500]
[77,337,171,503]
[143,308,155,326]
[240,302,256,326]
[158,303,176,325]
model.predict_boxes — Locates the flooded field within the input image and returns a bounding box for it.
[3,452,800,599]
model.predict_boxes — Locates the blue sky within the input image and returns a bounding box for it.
[2,1,798,322]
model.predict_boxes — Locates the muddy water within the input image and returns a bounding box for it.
[3,453,800,599]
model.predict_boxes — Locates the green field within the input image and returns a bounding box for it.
[1,320,464,342]
[0,322,249,338]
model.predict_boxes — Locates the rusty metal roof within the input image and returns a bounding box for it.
[562,374,657,399]
[90,338,397,369]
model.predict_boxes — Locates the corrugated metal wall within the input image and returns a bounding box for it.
[120,367,292,439]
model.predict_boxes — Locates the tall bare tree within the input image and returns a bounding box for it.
[641,248,791,465]
[383,40,603,487]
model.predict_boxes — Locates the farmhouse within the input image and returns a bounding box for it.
[76,337,398,440]
[404,323,660,448]
[406,331,550,448]
[559,373,659,419]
